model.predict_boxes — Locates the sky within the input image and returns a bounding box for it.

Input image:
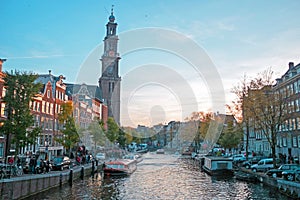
[1,0,300,127]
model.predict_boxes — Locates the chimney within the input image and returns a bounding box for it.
[48,70,52,75]
[289,62,294,69]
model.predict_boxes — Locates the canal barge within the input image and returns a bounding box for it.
[202,156,234,176]
[103,159,137,176]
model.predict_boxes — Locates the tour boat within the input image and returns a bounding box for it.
[202,156,234,176]
[103,159,137,176]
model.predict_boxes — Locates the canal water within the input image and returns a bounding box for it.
[29,152,288,200]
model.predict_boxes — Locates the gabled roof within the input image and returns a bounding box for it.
[65,83,103,101]
[35,73,64,96]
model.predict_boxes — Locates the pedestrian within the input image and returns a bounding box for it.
[45,160,50,173]
[283,154,287,164]
[41,159,46,173]
[29,156,35,174]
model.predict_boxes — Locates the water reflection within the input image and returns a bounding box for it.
[29,152,288,200]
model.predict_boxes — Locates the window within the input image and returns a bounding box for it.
[283,137,287,147]
[298,136,300,148]
[292,118,296,130]
[47,90,50,98]
[290,83,294,95]
[0,143,3,158]
[293,136,298,147]
[291,101,295,113]
[294,81,299,94]
[109,82,115,93]
[296,99,300,112]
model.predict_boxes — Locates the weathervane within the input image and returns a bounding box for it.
[111,5,114,15]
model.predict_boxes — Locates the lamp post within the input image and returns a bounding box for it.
[45,139,49,161]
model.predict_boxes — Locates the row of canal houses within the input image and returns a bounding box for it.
[247,62,300,161]
[0,59,108,162]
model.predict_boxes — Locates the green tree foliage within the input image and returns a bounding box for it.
[0,70,42,156]
[56,101,80,155]
[117,128,126,148]
[88,119,106,148]
[105,117,119,143]
[218,121,243,151]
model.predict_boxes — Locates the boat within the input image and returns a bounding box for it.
[103,159,137,176]
[202,156,234,176]
[123,154,143,163]
[234,170,257,182]
[136,148,149,153]
[156,149,165,154]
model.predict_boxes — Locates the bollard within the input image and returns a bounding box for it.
[59,173,63,187]
[80,166,84,179]
[69,169,73,186]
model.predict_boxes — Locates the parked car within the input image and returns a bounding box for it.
[51,156,71,171]
[242,156,267,169]
[96,153,106,160]
[231,154,246,164]
[251,158,281,172]
[282,167,300,181]
[266,164,299,178]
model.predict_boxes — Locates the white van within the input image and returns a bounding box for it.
[251,158,276,172]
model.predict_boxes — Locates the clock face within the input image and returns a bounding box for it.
[107,66,113,74]
[109,51,114,57]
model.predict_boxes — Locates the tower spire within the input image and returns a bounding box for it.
[111,5,114,15]
[109,5,115,23]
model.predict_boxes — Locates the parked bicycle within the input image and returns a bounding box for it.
[0,164,23,179]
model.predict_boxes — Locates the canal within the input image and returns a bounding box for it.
[28,152,288,200]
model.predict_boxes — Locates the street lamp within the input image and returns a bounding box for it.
[45,139,49,161]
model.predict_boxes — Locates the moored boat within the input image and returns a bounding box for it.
[103,159,137,176]
[123,154,143,163]
[202,156,234,176]
[234,171,257,182]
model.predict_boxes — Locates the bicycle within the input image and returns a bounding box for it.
[11,165,23,176]
[0,165,8,179]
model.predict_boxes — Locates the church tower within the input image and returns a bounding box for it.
[99,7,121,125]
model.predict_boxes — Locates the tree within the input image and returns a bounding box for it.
[88,119,106,150]
[232,68,286,166]
[229,74,252,159]
[56,101,80,156]
[105,117,119,143]
[117,128,126,148]
[0,70,42,158]
[218,121,243,152]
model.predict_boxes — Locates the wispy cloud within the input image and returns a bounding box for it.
[7,54,79,59]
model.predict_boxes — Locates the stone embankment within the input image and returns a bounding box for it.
[0,161,101,200]
[239,167,300,199]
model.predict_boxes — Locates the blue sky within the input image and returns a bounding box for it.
[1,0,300,127]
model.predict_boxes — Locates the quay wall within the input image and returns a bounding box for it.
[240,167,300,198]
[0,164,100,200]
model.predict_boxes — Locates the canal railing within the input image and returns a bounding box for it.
[0,161,101,200]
